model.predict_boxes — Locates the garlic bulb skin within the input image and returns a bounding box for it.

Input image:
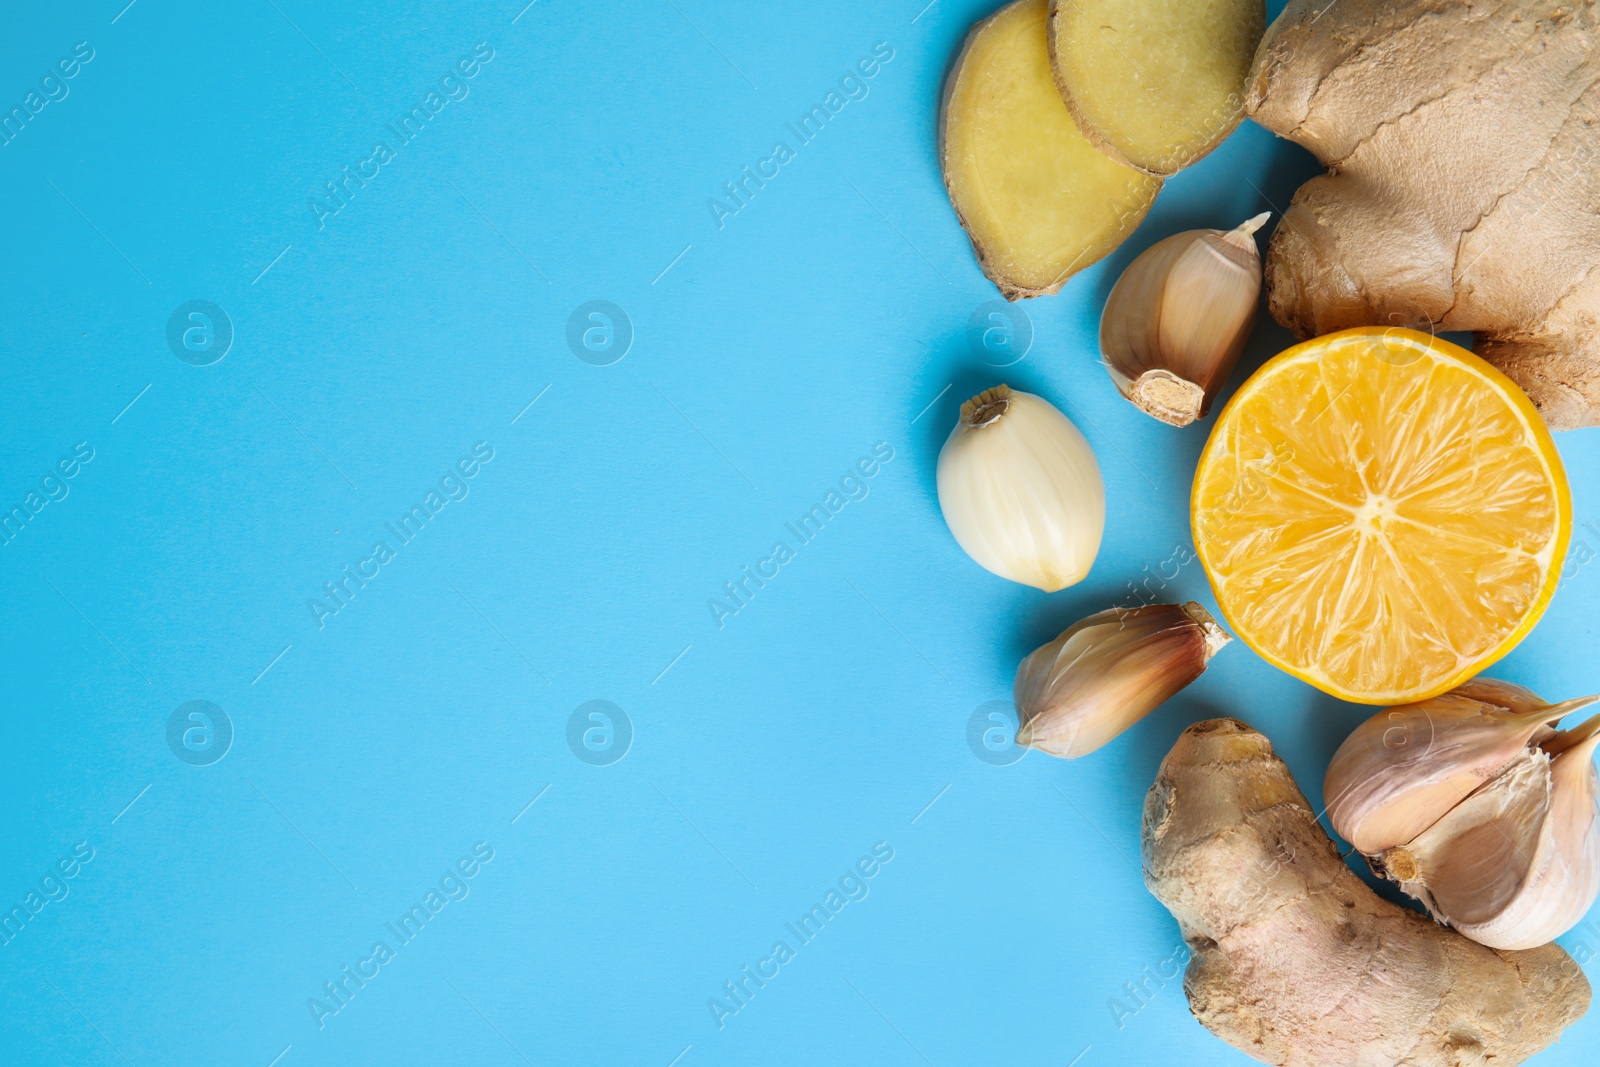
[1100,213,1268,427]
[1014,602,1230,758]
[1324,679,1589,854]
[936,386,1104,591]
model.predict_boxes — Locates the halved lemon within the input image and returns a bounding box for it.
[1191,327,1570,704]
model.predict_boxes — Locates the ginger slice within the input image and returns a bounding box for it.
[941,0,1160,299]
[1049,0,1264,175]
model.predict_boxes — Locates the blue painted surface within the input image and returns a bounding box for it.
[2,1,1598,1064]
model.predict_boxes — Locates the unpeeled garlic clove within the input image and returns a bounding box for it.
[1324,679,1595,854]
[1014,602,1230,759]
[1377,747,1552,934]
[1523,713,1600,941]
[1376,713,1600,950]
[1100,213,1269,427]
[936,385,1104,591]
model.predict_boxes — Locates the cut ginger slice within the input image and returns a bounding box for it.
[1049,0,1263,175]
[941,0,1160,299]
[1191,328,1570,704]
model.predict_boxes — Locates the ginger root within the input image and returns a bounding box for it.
[1247,0,1600,429]
[1143,718,1591,1066]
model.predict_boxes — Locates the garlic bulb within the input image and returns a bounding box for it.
[1324,678,1589,854]
[1377,715,1600,950]
[1100,213,1269,427]
[936,386,1104,591]
[1014,602,1230,758]
[1326,678,1600,950]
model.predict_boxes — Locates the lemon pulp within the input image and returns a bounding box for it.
[1192,328,1570,704]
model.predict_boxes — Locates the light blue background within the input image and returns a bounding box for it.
[3,1,1598,1064]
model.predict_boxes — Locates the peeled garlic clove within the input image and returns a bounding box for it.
[1380,715,1600,950]
[936,385,1104,591]
[1100,213,1269,427]
[1014,602,1230,759]
[1324,680,1596,854]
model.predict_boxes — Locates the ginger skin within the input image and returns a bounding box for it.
[1143,718,1591,1066]
[1246,0,1600,429]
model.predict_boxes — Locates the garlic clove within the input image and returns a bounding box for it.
[1452,677,1592,750]
[936,385,1105,591]
[1377,747,1551,931]
[1522,715,1600,942]
[1100,213,1269,427]
[1324,680,1596,854]
[1506,713,1600,946]
[1014,601,1230,759]
[1377,712,1600,950]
